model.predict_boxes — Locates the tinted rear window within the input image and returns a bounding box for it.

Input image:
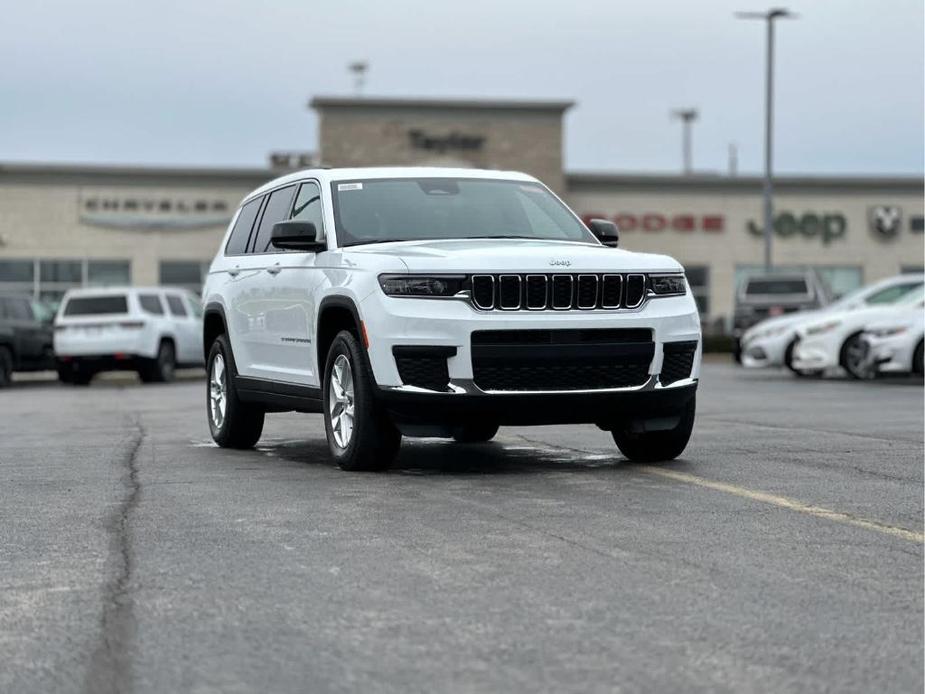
[225,198,263,255]
[744,279,809,295]
[63,296,129,316]
[166,295,188,317]
[139,294,165,315]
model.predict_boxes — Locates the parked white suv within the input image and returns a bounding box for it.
[202,168,701,470]
[55,286,204,385]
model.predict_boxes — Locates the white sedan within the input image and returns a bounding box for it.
[792,288,925,379]
[740,274,923,374]
[861,307,925,378]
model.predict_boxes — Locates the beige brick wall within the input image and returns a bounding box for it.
[316,105,567,193]
[567,184,925,323]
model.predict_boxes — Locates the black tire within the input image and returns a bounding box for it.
[612,395,696,463]
[206,334,264,449]
[452,422,499,443]
[784,339,821,378]
[840,332,874,380]
[58,360,92,386]
[913,340,924,376]
[0,346,12,388]
[323,330,401,471]
[140,339,176,383]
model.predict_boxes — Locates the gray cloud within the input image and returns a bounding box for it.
[1,0,922,174]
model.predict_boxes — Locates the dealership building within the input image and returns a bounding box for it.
[0,96,922,330]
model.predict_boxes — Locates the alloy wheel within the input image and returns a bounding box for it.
[328,354,355,449]
[209,353,227,429]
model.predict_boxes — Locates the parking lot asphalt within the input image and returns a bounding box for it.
[1,362,922,694]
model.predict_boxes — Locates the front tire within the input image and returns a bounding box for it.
[840,332,875,380]
[452,422,499,443]
[913,340,924,376]
[140,340,176,383]
[207,335,265,449]
[0,346,12,388]
[323,331,401,471]
[612,395,696,463]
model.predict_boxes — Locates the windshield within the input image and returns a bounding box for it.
[331,178,595,247]
[62,295,128,316]
[895,286,925,306]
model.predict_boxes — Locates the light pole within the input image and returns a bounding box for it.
[670,108,698,175]
[735,8,796,271]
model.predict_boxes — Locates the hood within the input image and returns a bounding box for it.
[743,308,826,338]
[343,238,682,274]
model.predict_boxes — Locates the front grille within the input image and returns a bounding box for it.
[472,329,653,391]
[469,273,650,311]
[661,341,697,385]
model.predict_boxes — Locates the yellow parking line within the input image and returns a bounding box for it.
[640,466,925,544]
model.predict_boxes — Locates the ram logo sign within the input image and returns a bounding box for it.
[869,205,902,240]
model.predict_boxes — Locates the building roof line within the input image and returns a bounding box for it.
[309,95,575,111]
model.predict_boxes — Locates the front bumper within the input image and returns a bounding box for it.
[740,331,793,369]
[360,292,702,388]
[792,334,839,371]
[862,333,915,374]
[378,380,697,428]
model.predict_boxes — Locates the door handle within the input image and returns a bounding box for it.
[266,263,281,276]
[228,266,241,277]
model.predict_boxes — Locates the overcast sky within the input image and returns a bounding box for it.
[1,0,922,175]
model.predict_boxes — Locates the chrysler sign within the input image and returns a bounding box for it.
[79,189,237,230]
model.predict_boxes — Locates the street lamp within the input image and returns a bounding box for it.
[670,108,698,175]
[735,8,797,271]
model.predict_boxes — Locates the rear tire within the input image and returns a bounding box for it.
[0,346,12,388]
[840,332,874,380]
[913,340,924,376]
[323,331,401,471]
[207,335,264,449]
[452,422,499,443]
[612,396,696,463]
[140,340,176,383]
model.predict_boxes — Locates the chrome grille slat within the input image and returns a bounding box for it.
[525,275,547,310]
[577,274,598,309]
[467,273,657,311]
[551,275,574,310]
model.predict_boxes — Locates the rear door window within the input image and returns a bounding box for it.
[139,294,165,315]
[7,297,34,320]
[250,186,296,254]
[165,295,188,317]
[63,296,129,316]
[225,197,263,256]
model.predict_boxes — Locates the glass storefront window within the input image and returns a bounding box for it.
[40,260,83,283]
[684,265,710,315]
[159,261,209,293]
[87,260,131,286]
[0,260,35,283]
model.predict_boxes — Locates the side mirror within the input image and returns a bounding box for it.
[270,220,326,252]
[588,218,619,248]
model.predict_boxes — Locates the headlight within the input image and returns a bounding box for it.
[868,326,909,338]
[805,320,841,336]
[649,273,686,296]
[378,274,466,297]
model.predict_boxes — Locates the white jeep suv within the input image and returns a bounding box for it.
[202,168,701,470]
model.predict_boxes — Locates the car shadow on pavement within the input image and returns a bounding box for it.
[255,436,695,477]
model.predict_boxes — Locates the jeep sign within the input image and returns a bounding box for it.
[747,212,847,245]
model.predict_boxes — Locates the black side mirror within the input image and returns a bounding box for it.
[588,219,619,248]
[270,220,325,252]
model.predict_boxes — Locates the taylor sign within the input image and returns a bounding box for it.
[79,190,237,230]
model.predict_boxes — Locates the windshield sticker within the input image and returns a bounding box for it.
[338,183,364,192]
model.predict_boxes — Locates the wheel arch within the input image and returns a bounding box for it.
[203,303,228,361]
[316,296,364,377]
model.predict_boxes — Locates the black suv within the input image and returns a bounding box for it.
[0,295,55,387]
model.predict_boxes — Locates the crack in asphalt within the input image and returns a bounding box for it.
[82,415,145,694]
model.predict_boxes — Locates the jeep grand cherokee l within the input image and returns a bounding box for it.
[202,168,701,470]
